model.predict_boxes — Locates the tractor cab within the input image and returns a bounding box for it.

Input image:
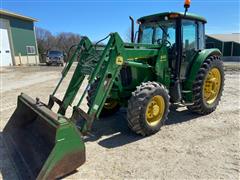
[136,12,207,80]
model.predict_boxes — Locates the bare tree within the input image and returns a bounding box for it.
[36,27,56,62]
[55,32,82,58]
[36,27,82,63]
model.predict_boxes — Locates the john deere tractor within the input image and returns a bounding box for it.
[3,1,224,179]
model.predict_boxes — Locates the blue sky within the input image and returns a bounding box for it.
[1,0,240,41]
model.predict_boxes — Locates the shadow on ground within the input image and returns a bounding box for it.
[0,105,200,180]
[85,106,200,149]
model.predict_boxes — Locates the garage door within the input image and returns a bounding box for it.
[0,19,12,66]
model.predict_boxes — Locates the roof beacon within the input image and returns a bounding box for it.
[184,0,191,15]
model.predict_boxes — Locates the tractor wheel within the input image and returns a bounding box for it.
[87,80,120,117]
[127,82,170,136]
[187,55,224,115]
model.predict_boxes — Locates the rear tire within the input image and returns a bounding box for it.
[127,82,170,136]
[87,80,120,117]
[187,55,224,115]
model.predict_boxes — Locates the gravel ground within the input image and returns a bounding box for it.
[0,65,239,180]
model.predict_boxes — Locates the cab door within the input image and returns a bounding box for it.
[180,20,198,79]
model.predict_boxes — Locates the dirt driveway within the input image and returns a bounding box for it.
[0,66,239,179]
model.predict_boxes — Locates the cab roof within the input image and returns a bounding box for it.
[138,12,207,23]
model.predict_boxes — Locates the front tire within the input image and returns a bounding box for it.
[187,55,224,115]
[87,80,120,117]
[127,82,170,136]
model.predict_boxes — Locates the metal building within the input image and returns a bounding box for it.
[206,33,240,62]
[0,9,39,66]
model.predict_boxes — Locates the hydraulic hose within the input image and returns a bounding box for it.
[94,34,111,49]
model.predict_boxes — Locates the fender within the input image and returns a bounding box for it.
[183,48,222,102]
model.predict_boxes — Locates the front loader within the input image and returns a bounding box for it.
[3,1,224,179]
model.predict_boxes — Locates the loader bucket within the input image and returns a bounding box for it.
[3,93,86,180]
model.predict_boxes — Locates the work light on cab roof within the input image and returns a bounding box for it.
[184,0,191,14]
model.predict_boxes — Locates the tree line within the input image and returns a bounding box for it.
[36,27,82,63]
[36,27,131,63]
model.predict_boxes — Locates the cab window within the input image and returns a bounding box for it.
[155,22,176,45]
[182,20,197,51]
[198,22,205,49]
[166,24,176,45]
[139,21,176,45]
[155,27,163,44]
[140,25,154,44]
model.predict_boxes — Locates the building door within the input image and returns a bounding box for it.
[0,19,12,66]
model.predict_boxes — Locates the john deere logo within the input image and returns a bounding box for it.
[160,55,167,61]
[116,56,124,65]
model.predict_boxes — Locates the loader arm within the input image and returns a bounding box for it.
[3,32,163,179]
[48,32,163,135]
[59,33,126,134]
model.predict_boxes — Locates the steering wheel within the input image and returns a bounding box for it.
[156,39,172,47]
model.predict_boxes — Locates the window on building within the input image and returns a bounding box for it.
[26,46,36,54]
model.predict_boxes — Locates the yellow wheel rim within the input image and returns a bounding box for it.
[104,99,118,110]
[203,68,221,104]
[145,95,165,126]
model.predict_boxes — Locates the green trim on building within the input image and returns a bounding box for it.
[0,13,37,56]
[206,35,240,57]
[0,9,37,22]
[233,42,240,56]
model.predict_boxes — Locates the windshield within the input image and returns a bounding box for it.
[48,51,63,56]
[139,20,176,45]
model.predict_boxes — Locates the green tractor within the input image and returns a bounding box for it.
[3,1,224,179]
